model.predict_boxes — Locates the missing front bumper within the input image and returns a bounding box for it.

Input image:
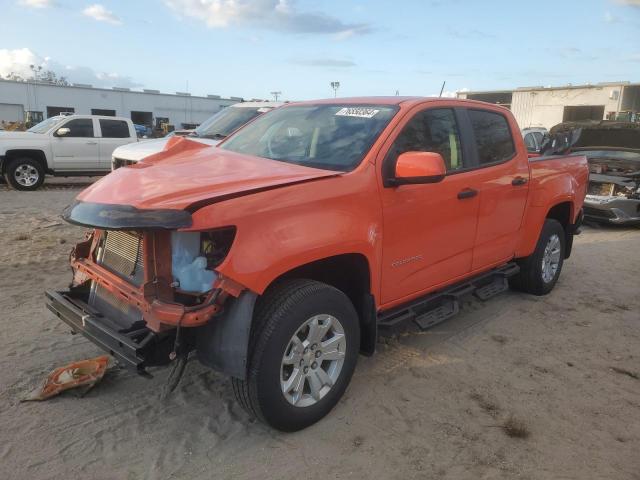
[45,288,174,375]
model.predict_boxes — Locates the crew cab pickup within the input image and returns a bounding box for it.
[47,98,588,431]
[111,101,282,170]
[0,114,136,190]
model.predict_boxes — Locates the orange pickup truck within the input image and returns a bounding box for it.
[47,97,588,431]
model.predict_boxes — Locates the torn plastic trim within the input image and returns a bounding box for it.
[63,200,192,230]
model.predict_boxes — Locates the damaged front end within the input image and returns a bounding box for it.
[544,121,640,226]
[46,200,252,377]
[583,151,640,225]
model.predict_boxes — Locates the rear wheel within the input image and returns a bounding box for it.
[510,219,565,295]
[232,279,360,431]
[5,157,45,191]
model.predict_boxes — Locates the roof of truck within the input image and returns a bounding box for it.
[291,97,508,109]
[50,114,132,122]
[230,101,284,108]
[294,96,422,106]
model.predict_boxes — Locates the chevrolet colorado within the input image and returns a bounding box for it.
[46,98,588,431]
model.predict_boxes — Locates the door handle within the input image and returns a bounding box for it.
[512,176,528,186]
[457,188,478,200]
[86,141,98,145]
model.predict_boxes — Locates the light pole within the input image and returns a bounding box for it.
[330,81,340,98]
[271,91,282,102]
[30,64,42,81]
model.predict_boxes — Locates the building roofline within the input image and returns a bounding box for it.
[515,82,640,92]
[460,81,640,96]
[457,89,513,96]
[0,78,242,103]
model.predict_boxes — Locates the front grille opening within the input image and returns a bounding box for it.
[97,230,144,286]
[112,158,137,170]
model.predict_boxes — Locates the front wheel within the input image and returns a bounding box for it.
[510,218,565,295]
[232,279,360,431]
[5,157,45,191]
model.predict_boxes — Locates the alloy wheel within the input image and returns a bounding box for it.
[13,164,40,187]
[280,314,346,407]
[541,233,561,283]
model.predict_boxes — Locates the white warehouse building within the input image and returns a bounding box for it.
[0,78,244,130]
[457,81,640,130]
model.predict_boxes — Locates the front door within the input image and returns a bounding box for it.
[50,118,99,171]
[379,106,480,306]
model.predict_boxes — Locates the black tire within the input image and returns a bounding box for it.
[510,219,565,295]
[5,157,45,191]
[232,279,360,431]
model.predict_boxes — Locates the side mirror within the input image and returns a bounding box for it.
[55,127,70,137]
[391,151,446,186]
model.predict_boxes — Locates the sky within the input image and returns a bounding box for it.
[0,0,639,101]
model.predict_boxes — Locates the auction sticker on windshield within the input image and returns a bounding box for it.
[335,107,380,118]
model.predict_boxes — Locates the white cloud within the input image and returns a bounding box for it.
[82,4,122,25]
[0,48,141,88]
[163,0,371,35]
[614,0,640,6]
[18,0,53,8]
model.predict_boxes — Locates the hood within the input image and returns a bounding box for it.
[112,136,220,162]
[0,131,45,141]
[74,138,339,216]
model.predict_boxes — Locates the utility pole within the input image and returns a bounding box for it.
[271,91,282,101]
[330,81,340,98]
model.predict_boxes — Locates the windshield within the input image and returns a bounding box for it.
[194,106,267,139]
[220,104,398,171]
[27,117,64,134]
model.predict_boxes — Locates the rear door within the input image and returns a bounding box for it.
[379,106,480,305]
[50,118,99,171]
[465,108,530,270]
[97,119,134,170]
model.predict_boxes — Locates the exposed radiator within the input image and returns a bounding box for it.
[99,230,144,286]
[88,230,145,329]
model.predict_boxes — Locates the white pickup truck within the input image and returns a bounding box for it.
[0,114,136,190]
[111,101,282,169]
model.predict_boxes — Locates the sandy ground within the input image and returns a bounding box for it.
[1,179,639,480]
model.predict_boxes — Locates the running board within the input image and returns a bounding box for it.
[378,262,519,331]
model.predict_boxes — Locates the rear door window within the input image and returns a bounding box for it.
[468,110,515,165]
[100,119,130,138]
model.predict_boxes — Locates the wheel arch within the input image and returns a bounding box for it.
[545,201,575,259]
[3,149,48,174]
[263,253,377,356]
[516,198,578,259]
[196,253,377,381]
[546,201,573,230]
